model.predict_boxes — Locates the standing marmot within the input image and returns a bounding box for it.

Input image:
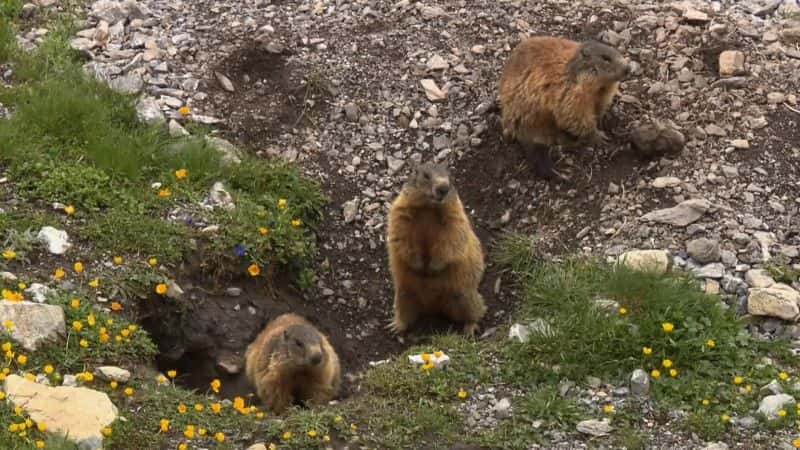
[386,162,487,337]
[244,313,341,414]
[498,36,630,179]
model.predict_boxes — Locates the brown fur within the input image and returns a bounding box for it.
[244,313,341,414]
[386,162,487,337]
[498,36,629,178]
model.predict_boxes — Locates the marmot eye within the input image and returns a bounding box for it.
[295,339,304,347]
[602,55,612,62]
[423,172,431,180]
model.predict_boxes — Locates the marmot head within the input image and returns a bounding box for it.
[405,162,454,204]
[281,324,326,368]
[567,40,630,82]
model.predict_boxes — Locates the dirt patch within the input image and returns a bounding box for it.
[206,40,334,148]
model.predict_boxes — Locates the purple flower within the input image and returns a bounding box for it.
[233,244,246,257]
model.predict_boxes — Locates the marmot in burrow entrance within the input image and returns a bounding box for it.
[244,313,341,414]
[498,36,630,179]
[386,162,487,337]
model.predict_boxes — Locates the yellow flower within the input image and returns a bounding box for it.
[248,264,261,277]
[702,399,710,406]
[177,403,187,414]
[793,438,800,448]
[110,381,118,389]
[779,409,788,417]
[669,369,678,377]
[16,354,26,365]
[128,325,137,332]
[178,106,190,116]
[662,359,672,368]
[323,435,331,442]
[198,428,207,436]
[721,414,730,422]
[308,430,318,437]
[121,329,130,338]
[148,257,158,266]
[651,369,661,378]
[291,219,302,227]
[72,321,83,331]
[1,343,9,352]
[233,396,245,411]
[44,365,54,375]
[17,283,25,290]
[80,372,94,382]
[269,444,277,450]
[88,279,99,288]
[113,256,123,264]
[159,419,169,432]
[745,384,752,393]
[2,320,12,330]
[183,425,195,439]
[211,402,222,413]
[193,404,203,412]
[87,314,96,327]
[73,262,84,273]
[210,378,221,393]
[64,205,75,216]
[174,169,188,180]
[54,268,65,279]
[156,283,168,295]
[158,188,171,198]
[642,347,652,355]
[2,250,16,260]
[102,427,112,437]
[662,322,674,333]
[1,289,22,302]
[434,351,443,358]
[733,376,744,385]
[167,370,177,379]
[215,432,225,442]
[24,372,35,381]
[156,375,167,384]
[8,424,17,432]
[70,299,80,309]
[282,431,292,440]
[457,388,468,399]
[35,441,45,449]
[256,412,264,419]
[350,423,357,431]
[618,307,627,315]
[111,302,122,311]
[780,372,790,381]
[259,226,269,235]
[278,198,287,209]
[421,353,431,362]
[603,404,614,413]
[36,422,45,432]
[178,444,187,450]
[124,387,134,396]
[334,415,343,423]
[79,339,88,348]
[421,361,434,371]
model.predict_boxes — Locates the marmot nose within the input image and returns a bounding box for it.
[310,354,322,365]
[434,185,450,199]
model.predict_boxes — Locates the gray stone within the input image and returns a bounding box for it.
[758,393,795,419]
[702,443,729,450]
[576,419,613,436]
[342,199,358,223]
[652,177,682,189]
[508,323,530,343]
[135,96,164,124]
[492,398,511,419]
[226,287,242,297]
[630,369,650,396]
[687,238,721,263]
[108,73,143,95]
[426,54,449,71]
[640,199,711,227]
[168,120,189,137]
[761,379,784,396]
[693,263,725,279]
[746,269,775,288]
[37,226,72,254]
[205,136,243,164]
[0,301,65,351]
[344,102,360,122]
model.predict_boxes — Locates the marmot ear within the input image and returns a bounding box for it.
[581,45,591,58]
[283,330,289,340]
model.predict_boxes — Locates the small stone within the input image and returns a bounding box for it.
[135,96,164,124]
[37,226,72,255]
[640,199,711,227]
[731,139,750,149]
[508,323,530,343]
[216,351,242,375]
[630,124,685,159]
[62,375,77,387]
[426,54,449,71]
[747,284,800,320]
[630,369,650,396]
[687,238,721,263]
[168,120,189,137]
[214,72,235,92]
[762,379,784,396]
[683,8,709,22]
[420,79,446,102]
[165,280,184,299]
[702,443,729,450]
[746,269,775,288]
[246,445,268,450]
[705,279,721,295]
[693,263,725,279]
[5,375,118,450]
[767,92,786,104]
[652,177,681,189]
[576,419,613,437]
[203,181,235,211]
[344,102,360,122]
[705,124,727,137]
[205,136,243,164]
[387,156,405,175]
[492,398,511,419]
[226,287,242,297]
[93,366,131,383]
[617,250,671,274]
[342,199,358,223]
[719,50,746,76]
[758,394,795,419]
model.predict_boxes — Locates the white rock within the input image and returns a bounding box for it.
[62,374,78,387]
[5,375,118,450]
[0,301,65,351]
[640,198,711,227]
[214,71,235,92]
[492,398,512,419]
[683,8,709,22]
[246,445,268,450]
[135,96,164,124]
[508,323,530,343]
[203,181,235,211]
[205,136,243,164]
[693,263,725,279]
[37,226,72,254]
[576,419,613,436]
[746,269,775,288]
[0,272,17,282]
[168,119,189,137]
[108,73,143,95]
[758,393,795,419]
[730,139,750,149]
[166,279,184,299]
[426,54,449,71]
[651,177,681,188]
[408,352,450,368]
[747,284,800,320]
[93,366,131,383]
[24,283,53,303]
[719,50,745,76]
[702,443,729,450]
[631,369,650,396]
[617,250,671,274]
[342,199,358,223]
[420,79,446,102]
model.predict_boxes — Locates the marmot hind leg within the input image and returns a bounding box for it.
[445,290,487,338]
[519,142,569,181]
[386,289,420,335]
[258,376,294,414]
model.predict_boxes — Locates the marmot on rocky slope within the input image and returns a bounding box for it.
[498,36,630,179]
[386,162,487,337]
[244,313,341,414]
